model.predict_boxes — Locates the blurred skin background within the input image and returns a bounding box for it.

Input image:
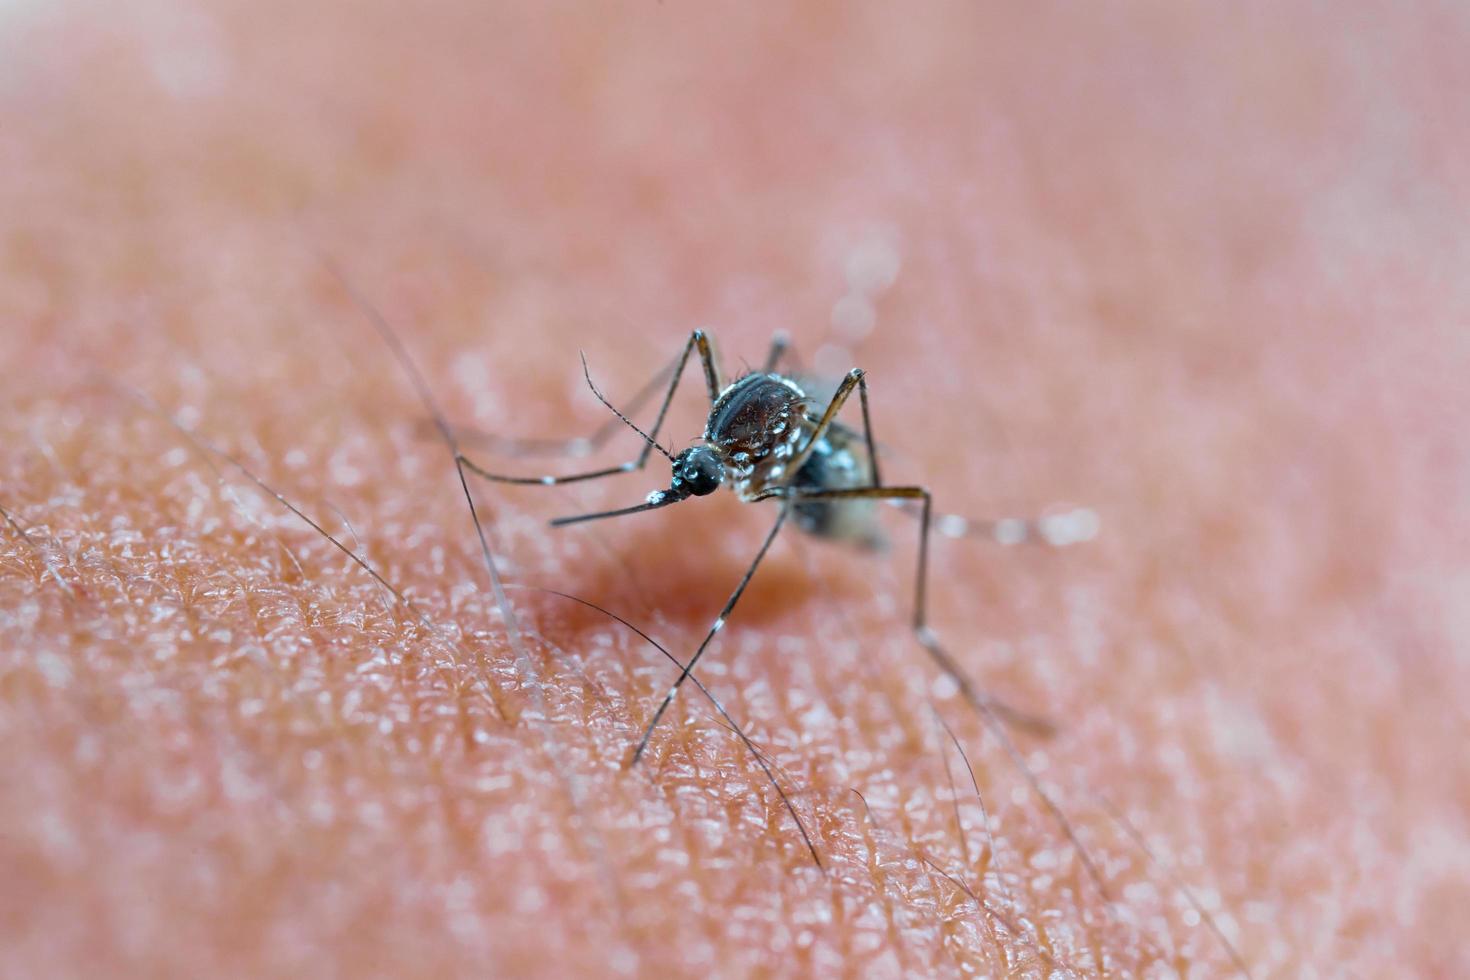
[2,1,1468,976]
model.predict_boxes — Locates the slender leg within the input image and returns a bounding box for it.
[755,482,1108,897]
[784,367,883,488]
[785,367,865,478]
[898,502,1101,547]
[695,329,723,403]
[776,365,1050,732]
[821,362,1096,548]
[854,371,881,488]
[458,329,723,487]
[630,503,791,765]
[444,352,680,459]
[519,585,822,868]
[752,484,1049,735]
[781,363,880,488]
[824,363,1093,548]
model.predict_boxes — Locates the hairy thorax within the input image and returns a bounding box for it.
[704,372,882,547]
[704,373,810,498]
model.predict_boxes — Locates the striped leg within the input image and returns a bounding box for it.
[458,330,722,487]
[630,503,791,765]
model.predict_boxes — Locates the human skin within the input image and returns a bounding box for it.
[3,1,1468,976]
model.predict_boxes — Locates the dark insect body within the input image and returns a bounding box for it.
[700,372,882,547]
[464,330,1060,768]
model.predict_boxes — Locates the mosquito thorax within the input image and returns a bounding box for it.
[704,373,808,495]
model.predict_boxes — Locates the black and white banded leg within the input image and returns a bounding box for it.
[457,330,723,488]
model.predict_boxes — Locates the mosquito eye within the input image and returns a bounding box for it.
[677,448,723,496]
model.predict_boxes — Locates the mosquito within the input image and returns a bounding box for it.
[347,304,1105,887]
[376,314,1105,863]
[449,331,1076,749]
[333,257,1091,803]
[435,326,1111,893]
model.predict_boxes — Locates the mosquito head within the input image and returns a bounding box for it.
[669,445,724,499]
[550,445,723,527]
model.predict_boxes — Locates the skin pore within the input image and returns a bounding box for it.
[3,2,1469,976]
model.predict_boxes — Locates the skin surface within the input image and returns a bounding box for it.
[3,1,1468,976]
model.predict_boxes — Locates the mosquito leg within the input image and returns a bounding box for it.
[785,367,865,478]
[118,382,511,720]
[693,328,723,404]
[826,361,1093,547]
[755,484,1048,732]
[756,483,1109,899]
[445,351,679,459]
[519,584,822,867]
[323,256,630,916]
[782,367,882,491]
[630,503,791,765]
[783,363,1057,727]
[779,365,1049,733]
[854,369,881,488]
[815,368,1098,551]
[764,330,816,377]
[894,503,1102,548]
[456,329,723,487]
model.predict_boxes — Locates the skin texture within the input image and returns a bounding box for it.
[3,1,1468,976]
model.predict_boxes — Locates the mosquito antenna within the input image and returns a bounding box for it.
[579,352,674,462]
[509,583,822,868]
[1100,795,1252,979]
